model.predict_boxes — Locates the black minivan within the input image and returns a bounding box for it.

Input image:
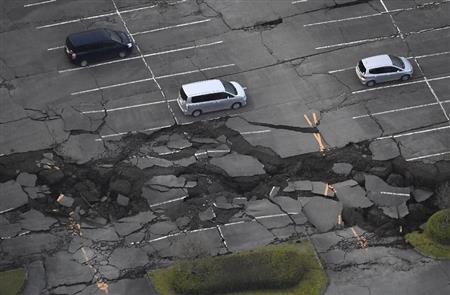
[65,28,133,67]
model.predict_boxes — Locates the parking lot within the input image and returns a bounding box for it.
[1,0,448,162]
[1,1,450,294]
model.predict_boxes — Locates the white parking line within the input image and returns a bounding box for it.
[37,11,118,29]
[24,0,56,7]
[328,51,450,74]
[240,130,271,135]
[380,191,410,197]
[292,0,308,4]
[58,41,223,73]
[48,45,65,51]
[406,150,450,161]
[71,77,154,95]
[154,63,235,79]
[81,99,177,114]
[95,124,173,141]
[379,0,404,39]
[377,125,450,140]
[36,0,187,29]
[351,75,450,94]
[71,63,235,95]
[132,19,211,36]
[316,35,392,50]
[304,1,449,27]
[149,195,188,207]
[352,99,450,119]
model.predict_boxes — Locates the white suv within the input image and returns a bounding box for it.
[177,79,247,117]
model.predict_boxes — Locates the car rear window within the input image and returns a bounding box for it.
[180,87,188,101]
[358,60,366,73]
[222,81,237,95]
[389,55,405,69]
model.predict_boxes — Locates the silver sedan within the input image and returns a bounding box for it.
[356,54,413,87]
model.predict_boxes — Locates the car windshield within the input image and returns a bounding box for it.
[108,30,122,43]
[358,60,366,73]
[222,81,237,95]
[389,55,404,69]
[180,87,187,101]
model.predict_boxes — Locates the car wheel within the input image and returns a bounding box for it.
[80,60,88,67]
[231,102,242,110]
[366,80,376,87]
[119,51,126,58]
[401,74,411,81]
[192,110,202,117]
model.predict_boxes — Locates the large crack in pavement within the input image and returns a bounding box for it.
[0,118,449,293]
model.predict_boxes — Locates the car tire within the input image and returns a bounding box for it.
[401,74,411,81]
[366,80,376,87]
[231,102,242,110]
[80,60,88,67]
[119,51,126,58]
[192,110,202,117]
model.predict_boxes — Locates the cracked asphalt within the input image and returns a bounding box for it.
[1,0,450,294]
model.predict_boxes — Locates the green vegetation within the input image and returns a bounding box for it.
[406,231,450,259]
[426,209,450,245]
[148,241,327,295]
[406,209,450,259]
[0,268,26,295]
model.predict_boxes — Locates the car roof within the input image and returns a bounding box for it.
[361,54,393,69]
[182,79,225,97]
[67,28,112,47]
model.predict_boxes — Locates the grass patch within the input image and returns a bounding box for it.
[426,209,450,245]
[148,241,327,295]
[0,268,26,295]
[406,231,450,259]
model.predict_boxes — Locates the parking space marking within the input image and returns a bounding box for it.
[379,0,404,39]
[149,195,188,208]
[95,124,173,141]
[37,11,118,29]
[378,0,450,122]
[58,41,223,73]
[328,51,450,74]
[406,150,450,161]
[353,99,450,119]
[132,19,211,36]
[48,45,65,51]
[70,63,235,95]
[304,1,447,27]
[154,63,235,79]
[240,130,271,135]
[316,35,393,50]
[36,0,187,29]
[413,58,450,121]
[377,125,450,140]
[81,99,177,114]
[24,0,56,7]
[71,77,154,95]
[380,191,410,197]
[292,0,308,4]
[351,75,450,94]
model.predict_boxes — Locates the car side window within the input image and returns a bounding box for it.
[191,95,206,103]
[369,68,382,74]
[217,92,230,99]
[205,94,219,101]
[387,66,400,72]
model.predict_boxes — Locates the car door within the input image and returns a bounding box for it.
[377,66,401,82]
[189,95,212,114]
[215,92,233,111]
[100,41,120,59]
